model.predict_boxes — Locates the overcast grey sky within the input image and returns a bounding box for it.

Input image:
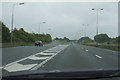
[2,2,118,40]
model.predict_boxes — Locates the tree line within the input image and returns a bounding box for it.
[78,34,120,44]
[54,37,70,42]
[1,21,52,43]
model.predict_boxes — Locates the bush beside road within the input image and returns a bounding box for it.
[1,21,52,48]
[81,43,120,52]
[57,40,68,44]
[2,43,34,48]
[2,41,52,48]
[78,34,120,52]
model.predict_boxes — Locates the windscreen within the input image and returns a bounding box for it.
[1,1,119,78]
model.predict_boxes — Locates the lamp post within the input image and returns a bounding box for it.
[79,30,83,39]
[91,8,103,36]
[82,24,88,37]
[38,22,46,40]
[10,2,24,44]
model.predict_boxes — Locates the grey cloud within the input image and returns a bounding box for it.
[2,2,118,39]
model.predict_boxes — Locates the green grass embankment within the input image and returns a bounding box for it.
[81,42,120,52]
[2,42,52,48]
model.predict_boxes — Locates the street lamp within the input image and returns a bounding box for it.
[38,22,46,40]
[79,30,83,39]
[82,24,88,37]
[11,2,24,44]
[91,8,103,36]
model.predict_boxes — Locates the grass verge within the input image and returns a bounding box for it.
[2,43,34,48]
[57,40,68,44]
[2,42,52,48]
[83,43,120,52]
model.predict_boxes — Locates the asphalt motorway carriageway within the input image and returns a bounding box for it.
[2,41,59,66]
[2,42,119,74]
[38,43,118,71]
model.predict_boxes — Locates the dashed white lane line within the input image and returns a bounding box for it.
[86,50,88,51]
[30,45,69,71]
[95,55,102,59]
[28,55,49,60]
[4,63,37,72]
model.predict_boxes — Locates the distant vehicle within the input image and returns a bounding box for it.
[35,41,43,46]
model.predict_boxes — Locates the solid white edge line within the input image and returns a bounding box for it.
[30,45,69,71]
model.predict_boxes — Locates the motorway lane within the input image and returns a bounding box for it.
[2,41,59,66]
[2,44,69,74]
[2,42,119,75]
[37,43,118,71]
[76,44,118,68]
